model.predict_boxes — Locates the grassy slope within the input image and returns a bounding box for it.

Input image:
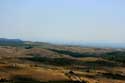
[0,42,125,83]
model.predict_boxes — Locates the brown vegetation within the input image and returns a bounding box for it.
[0,43,125,83]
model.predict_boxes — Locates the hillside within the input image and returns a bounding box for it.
[0,41,125,83]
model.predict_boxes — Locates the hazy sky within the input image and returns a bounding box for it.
[0,0,125,43]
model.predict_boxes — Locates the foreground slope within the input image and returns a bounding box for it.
[0,42,125,83]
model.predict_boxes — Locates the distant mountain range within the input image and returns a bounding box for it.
[0,38,125,49]
[0,38,24,44]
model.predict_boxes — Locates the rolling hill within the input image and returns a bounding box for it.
[0,39,125,83]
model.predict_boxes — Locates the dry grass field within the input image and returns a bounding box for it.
[0,42,125,83]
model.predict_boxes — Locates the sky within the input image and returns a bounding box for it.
[0,0,125,43]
